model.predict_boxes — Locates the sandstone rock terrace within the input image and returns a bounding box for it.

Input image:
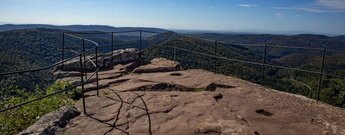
[24,56,345,135]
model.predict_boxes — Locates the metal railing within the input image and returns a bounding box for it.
[0,30,162,114]
[1,29,344,115]
[162,37,345,102]
[61,30,345,104]
[0,32,101,114]
[61,30,162,64]
[64,33,101,114]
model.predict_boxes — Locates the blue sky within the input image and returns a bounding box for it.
[0,0,345,35]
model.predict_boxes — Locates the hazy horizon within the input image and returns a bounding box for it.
[1,0,345,35]
[0,23,342,36]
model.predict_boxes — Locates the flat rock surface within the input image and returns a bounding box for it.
[132,58,180,73]
[55,59,345,135]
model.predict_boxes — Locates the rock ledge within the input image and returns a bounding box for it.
[19,106,80,135]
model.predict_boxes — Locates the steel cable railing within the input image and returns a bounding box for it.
[173,46,345,79]
[0,32,103,114]
[157,32,345,103]
[189,35,345,53]
[66,33,101,114]
[0,55,77,76]
[0,85,78,112]
[0,30,167,115]
[165,35,345,102]
[4,29,341,114]
[65,33,100,47]
[0,50,98,113]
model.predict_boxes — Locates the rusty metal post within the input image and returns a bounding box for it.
[261,45,267,85]
[95,46,99,97]
[111,32,114,62]
[79,54,86,114]
[61,33,65,69]
[316,49,326,102]
[214,40,218,74]
[139,30,142,58]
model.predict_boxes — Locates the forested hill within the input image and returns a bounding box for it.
[188,33,345,74]
[0,29,64,71]
[0,28,146,89]
[145,31,269,84]
[144,32,345,108]
[189,33,345,53]
[0,24,167,33]
[0,29,67,89]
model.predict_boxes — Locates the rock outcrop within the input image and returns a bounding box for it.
[28,56,345,135]
[19,106,80,135]
[54,48,140,86]
[56,48,139,72]
[133,58,180,73]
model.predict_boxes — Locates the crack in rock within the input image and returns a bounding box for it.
[213,93,223,102]
[255,109,273,116]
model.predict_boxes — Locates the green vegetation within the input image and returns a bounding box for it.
[0,29,65,90]
[0,28,149,90]
[190,33,345,53]
[0,81,79,135]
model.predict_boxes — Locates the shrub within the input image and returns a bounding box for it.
[0,81,78,135]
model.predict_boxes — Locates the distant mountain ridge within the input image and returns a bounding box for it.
[331,35,345,41]
[0,24,167,33]
[189,33,345,52]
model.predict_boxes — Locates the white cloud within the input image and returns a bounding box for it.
[297,7,337,12]
[238,4,259,8]
[316,0,345,10]
[296,14,302,17]
[271,6,339,13]
[271,0,345,13]
[210,6,216,9]
[276,13,284,17]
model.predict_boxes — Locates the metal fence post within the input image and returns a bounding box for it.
[95,46,99,97]
[214,40,218,74]
[79,54,86,114]
[82,38,87,79]
[111,32,114,62]
[61,33,65,69]
[316,49,326,102]
[139,30,142,58]
[261,45,267,85]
